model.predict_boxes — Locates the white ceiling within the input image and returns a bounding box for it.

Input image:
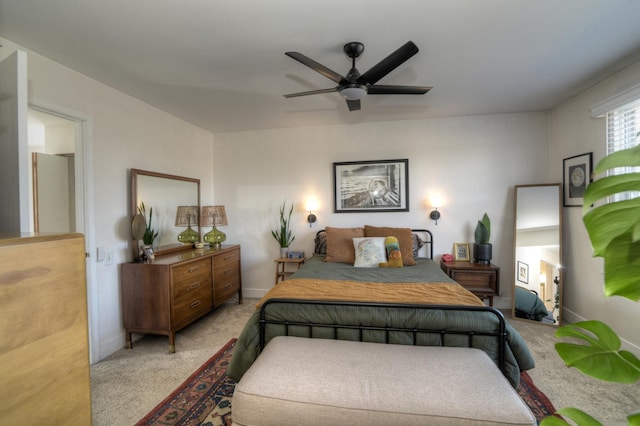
[2,0,640,134]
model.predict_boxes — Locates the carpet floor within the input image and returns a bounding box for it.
[90,298,639,425]
[135,338,555,426]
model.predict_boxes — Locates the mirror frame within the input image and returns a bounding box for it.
[512,183,563,325]
[130,168,201,258]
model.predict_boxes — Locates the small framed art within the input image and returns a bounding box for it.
[453,243,470,261]
[563,152,592,207]
[333,159,409,212]
[517,261,529,284]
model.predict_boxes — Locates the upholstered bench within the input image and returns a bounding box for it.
[232,336,536,426]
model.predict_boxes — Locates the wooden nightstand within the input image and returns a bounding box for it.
[274,257,306,284]
[440,260,500,306]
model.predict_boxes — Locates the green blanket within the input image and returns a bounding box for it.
[227,257,535,388]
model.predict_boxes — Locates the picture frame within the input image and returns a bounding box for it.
[563,152,593,207]
[333,159,409,212]
[517,261,529,284]
[453,243,470,261]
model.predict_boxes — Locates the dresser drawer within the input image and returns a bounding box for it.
[213,248,240,268]
[173,258,211,283]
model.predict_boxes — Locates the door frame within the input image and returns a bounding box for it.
[29,104,99,364]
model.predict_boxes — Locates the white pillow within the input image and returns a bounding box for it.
[352,237,387,267]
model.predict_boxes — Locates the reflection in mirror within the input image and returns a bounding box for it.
[513,184,562,325]
[131,169,200,258]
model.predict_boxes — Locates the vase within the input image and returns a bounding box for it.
[473,243,492,264]
[280,247,288,258]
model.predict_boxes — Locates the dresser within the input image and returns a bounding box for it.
[440,260,500,306]
[0,233,92,425]
[121,244,242,352]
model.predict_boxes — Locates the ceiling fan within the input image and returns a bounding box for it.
[283,41,432,111]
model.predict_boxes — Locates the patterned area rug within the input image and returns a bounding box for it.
[137,339,556,425]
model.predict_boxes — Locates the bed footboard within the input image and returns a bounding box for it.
[259,298,507,375]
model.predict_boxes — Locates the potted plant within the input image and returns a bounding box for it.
[272,201,295,257]
[138,202,159,247]
[473,212,492,264]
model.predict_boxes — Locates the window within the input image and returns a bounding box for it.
[606,99,640,201]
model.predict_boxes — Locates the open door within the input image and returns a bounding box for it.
[32,152,75,233]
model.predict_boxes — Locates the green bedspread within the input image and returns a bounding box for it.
[227,257,535,388]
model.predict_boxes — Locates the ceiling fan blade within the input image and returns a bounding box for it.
[285,52,346,84]
[346,99,361,111]
[283,88,338,98]
[357,41,419,85]
[367,85,432,95]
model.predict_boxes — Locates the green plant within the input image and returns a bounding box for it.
[137,202,159,245]
[540,144,640,426]
[271,201,295,248]
[474,213,491,244]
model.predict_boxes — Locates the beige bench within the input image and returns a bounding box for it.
[232,336,536,425]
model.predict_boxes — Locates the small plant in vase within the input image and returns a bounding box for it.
[272,201,295,257]
[138,202,159,247]
[473,212,492,264]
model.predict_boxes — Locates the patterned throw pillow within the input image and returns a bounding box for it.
[364,225,416,266]
[314,231,327,255]
[412,233,426,258]
[352,237,387,267]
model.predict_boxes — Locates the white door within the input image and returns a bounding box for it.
[33,152,74,233]
[0,50,29,233]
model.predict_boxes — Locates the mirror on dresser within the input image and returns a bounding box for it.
[130,169,200,258]
[513,184,562,325]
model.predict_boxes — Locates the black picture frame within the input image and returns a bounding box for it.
[517,261,529,284]
[563,152,593,207]
[333,159,409,212]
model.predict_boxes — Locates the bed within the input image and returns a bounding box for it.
[227,227,535,387]
[514,286,551,322]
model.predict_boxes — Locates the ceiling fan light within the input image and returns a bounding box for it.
[339,85,367,100]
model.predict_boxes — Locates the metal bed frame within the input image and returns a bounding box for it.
[259,298,508,375]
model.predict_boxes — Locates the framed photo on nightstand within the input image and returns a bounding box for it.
[453,243,470,261]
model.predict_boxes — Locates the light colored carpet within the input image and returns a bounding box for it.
[90,299,639,425]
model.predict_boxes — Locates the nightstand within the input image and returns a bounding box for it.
[274,257,306,284]
[440,260,500,306]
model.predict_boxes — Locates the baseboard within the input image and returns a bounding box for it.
[563,307,640,356]
[243,288,269,299]
[98,333,128,363]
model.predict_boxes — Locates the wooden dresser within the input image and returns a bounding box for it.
[121,244,242,352]
[440,260,500,306]
[0,233,92,425]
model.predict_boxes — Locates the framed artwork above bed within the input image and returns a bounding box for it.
[333,159,409,212]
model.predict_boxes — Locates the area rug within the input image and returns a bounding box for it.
[137,339,556,425]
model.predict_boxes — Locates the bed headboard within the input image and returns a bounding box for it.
[314,228,434,260]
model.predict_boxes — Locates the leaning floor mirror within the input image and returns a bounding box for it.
[513,184,562,325]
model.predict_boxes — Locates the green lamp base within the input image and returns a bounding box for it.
[203,226,226,248]
[177,226,198,244]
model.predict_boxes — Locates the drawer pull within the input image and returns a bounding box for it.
[224,282,233,290]
[224,268,232,275]
[223,255,233,261]
[188,266,200,273]
[189,282,201,291]
[190,300,201,309]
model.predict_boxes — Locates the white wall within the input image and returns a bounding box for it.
[213,113,551,307]
[0,38,215,361]
[550,59,640,353]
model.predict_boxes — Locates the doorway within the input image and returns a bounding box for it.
[28,106,98,363]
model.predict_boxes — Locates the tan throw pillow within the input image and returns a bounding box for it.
[325,227,365,263]
[364,225,416,266]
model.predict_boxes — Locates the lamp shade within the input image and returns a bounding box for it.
[201,206,228,226]
[175,206,199,227]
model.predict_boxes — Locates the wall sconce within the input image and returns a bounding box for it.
[307,211,317,227]
[429,207,441,225]
[305,200,318,228]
